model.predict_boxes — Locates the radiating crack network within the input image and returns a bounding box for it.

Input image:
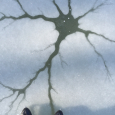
[0,0,114,115]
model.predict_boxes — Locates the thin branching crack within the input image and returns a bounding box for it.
[14,0,28,14]
[59,52,68,68]
[0,0,114,114]
[85,36,111,80]
[30,43,55,53]
[76,0,109,20]
[40,43,55,52]
[52,0,63,15]
[48,63,55,115]
[68,0,72,14]
[78,28,115,42]
[77,27,114,79]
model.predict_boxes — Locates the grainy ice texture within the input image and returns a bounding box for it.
[0,0,115,115]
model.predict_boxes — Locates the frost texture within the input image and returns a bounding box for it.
[0,0,115,115]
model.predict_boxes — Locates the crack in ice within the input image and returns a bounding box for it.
[0,0,114,114]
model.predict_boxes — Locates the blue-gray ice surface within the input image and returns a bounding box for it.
[0,0,115,115]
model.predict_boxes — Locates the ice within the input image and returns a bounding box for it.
[0,0,115,115]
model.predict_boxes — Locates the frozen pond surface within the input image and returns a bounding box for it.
[0,0,115,115]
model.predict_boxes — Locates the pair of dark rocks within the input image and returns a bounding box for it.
[21,107,63,115]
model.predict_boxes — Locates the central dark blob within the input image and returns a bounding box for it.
[54,14,79,35]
